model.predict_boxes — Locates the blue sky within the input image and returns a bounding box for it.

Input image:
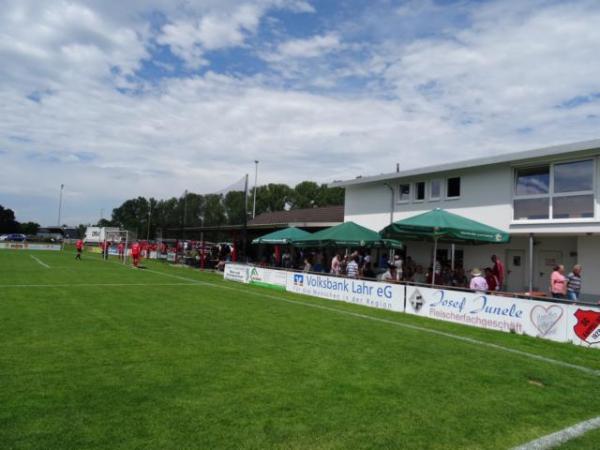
[1,0,600,225]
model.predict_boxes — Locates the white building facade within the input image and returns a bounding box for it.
[331,139,600,297]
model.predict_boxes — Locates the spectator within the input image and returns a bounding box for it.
[282,250,291,268]
[469,268,488,292]
[379,253,388,271]
[362,262,375,279]
[484,267,499,291]
[491,255,505,290]
[550,265,567,299]
[393,254,403,281]
[451,267,468,288]
[303,257,313,272]
[379,263,397,282]
[331,253,341,275]
[346,256,359,279]
[413,265,426,284]
[566,264,582,301]
[314,252,323,272]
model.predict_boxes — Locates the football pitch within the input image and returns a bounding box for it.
[1,250,599,449]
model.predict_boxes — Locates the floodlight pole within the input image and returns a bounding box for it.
[243,174,249,261]
[57,184,64,226]
[146,202,152,241]
[431,236,438,286]
[252,160,259,219]
[124,231,129,265]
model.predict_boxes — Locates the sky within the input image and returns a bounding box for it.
[1,0,600,226]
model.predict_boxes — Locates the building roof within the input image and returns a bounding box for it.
[177,205,344,233]
[248,205,344,228]
[330,138,600,188]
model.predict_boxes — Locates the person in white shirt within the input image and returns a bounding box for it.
[393,254,403,281]
[346,256,359,278]
[379,264,397,282]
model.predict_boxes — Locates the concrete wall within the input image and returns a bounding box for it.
[577,236,600,296]
[345,164,513,232]
[344,158,600,236]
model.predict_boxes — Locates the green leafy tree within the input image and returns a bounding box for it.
[291,181,320,209]
[19,221,40,235]
[317,184,344,206]
[0,205,19,234]
[223,191,246,225]
[203,194,226,226]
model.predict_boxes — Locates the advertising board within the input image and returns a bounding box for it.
[224,264,250,283]
[221,266,599,350]
[248,267,287,290]
[405,285,570,342]
[567,305,600,348]
[0,243,61,251]
[286,272,404,312]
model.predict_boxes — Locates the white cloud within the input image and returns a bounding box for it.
[1,0,600,225]
[156,1,315,68]
[275,33,342,59]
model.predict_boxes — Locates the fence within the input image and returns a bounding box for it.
[224,263,600,349]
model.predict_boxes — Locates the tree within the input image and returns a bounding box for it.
[111,197,151,237]
[0,205,19,234]
[223,191,246,225]
[76,224,87,238]
[317,184,344,207]
[203,194,226,226]
[291,181,321,209]
[19,221,40,235]
[96,218,115,227]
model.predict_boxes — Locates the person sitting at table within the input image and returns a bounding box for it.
[469,268,488,293]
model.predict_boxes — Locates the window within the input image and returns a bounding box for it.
[554,160,594,193]
[513,159,595,221]
[552,195,594,219]
[398,183,410,202]
[430,179,442,200]
[514,198,549,220]
[515,166,549,195]
[415,182,425,201]
[447,177,461,198]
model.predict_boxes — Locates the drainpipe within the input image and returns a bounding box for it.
[528,233,534,293]
[383,182,394,224]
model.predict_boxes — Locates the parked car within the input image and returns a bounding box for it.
[0,233,26,242]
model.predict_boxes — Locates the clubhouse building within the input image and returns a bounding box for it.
[331,139,600,298]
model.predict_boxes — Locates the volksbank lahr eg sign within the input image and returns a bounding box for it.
[289,273,404,312]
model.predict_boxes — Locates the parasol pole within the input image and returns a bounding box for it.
[431,235,438,286]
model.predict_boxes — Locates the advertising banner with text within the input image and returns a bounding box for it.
[248,267,287,291]
[223,265,598,349]
[224,264,250,284]
[405,285,571,343]
[286,272,404,312]
[0,243,61,251]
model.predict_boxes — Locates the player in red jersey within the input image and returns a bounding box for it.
[131,241,141,268]
[117,241,125,261]
[75,239,84,260]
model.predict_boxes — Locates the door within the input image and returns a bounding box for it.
[536,250,563,293]
[506,250,526,292]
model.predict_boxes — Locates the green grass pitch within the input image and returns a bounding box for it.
[1,249,599,449]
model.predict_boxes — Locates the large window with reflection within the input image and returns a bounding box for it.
[513,159,595,221]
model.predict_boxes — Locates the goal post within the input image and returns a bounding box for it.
[102,229,130,265]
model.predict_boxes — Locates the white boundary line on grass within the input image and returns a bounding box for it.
[0,282,199,288]
[140,267,600,378]
[511,415,600,450]
[30,255,50,268]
